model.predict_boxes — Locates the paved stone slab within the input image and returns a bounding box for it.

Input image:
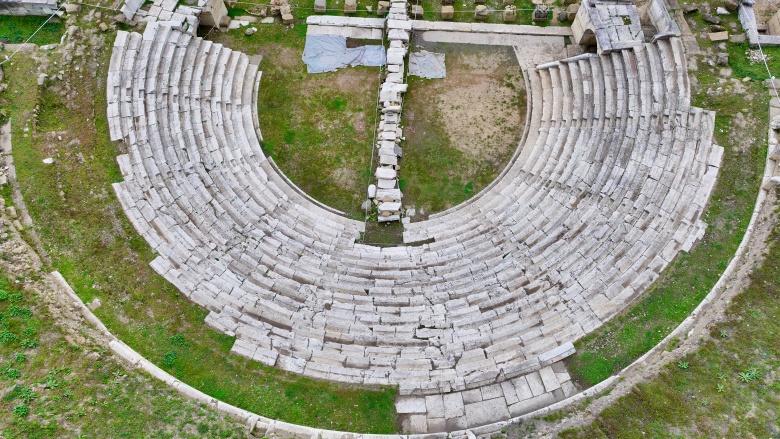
[464,397,510,426]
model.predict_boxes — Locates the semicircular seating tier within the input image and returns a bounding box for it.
[107,22,722,428]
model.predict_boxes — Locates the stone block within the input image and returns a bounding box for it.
[411,4,424,18]
[474,4,488,20]
[441,5,454,19]
[282,13,294,24]
[377,1,390,15]
[503,5,516,21]
[464,397,510,426]
[708,31,729,41]
[345,0,357,13]
[443,392,465,418]
[396,396,427,413]
[314,0,326,13]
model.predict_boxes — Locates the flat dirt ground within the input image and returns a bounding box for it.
[401,43,526,218]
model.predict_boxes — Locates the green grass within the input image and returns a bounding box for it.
[0,16,63,45]
[566,20,767,387]
[559,203,780,438]
[0,274,249,438]
[1,32,398,434]
[401,45,526,216]
[209,25,380,219]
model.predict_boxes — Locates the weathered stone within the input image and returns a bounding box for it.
[441,5,454,19]
[245,27,257,35]
[715,6,729,15]
[368,184,377,198]
[378,201,402,213]
[37,73,47,86]
[503,5,516,21]
[377,178,396,189]
[344,0,356,13]
[771,115,780,131]
[716,53,729,66]
[411,4,423,18]
[361,199,372,212]
[260,16,275,23]
[63,3,80,13]
[702,13,721,24]
[282,13,294,24]
[474,4,488,20]
[42,157,54,164]
[708,31,729,41]
[566,3,578,20]
[377,1,390,15]
[682,4,698,14]
[464,398,510,426]
[710,24,726,32]
[725,0,740,10]
[314,0,326,13]
[375,167,397,180]
[729,33,746,43]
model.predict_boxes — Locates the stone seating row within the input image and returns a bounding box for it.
[105,24,720,432]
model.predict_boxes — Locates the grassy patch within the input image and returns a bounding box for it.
[0,16,62,46]
[209,25,381,219]
[2,33,398,434]
[0,274,249,438]
[401,44,525,216]
[559,204,780,438]
[566,27,766,386]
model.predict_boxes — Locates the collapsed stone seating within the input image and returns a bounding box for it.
[106,22,721,433]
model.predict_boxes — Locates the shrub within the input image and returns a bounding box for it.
[12,404,29,417]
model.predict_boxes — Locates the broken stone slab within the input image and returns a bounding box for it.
[375,167,397,179]
[537,342,576,366]
[378,214,401,222]
[387,48,406,65]
[503,5,516,21]
[377,201,402,213]
[376,188,402,201]
[379,154,398,166]
[474,4,488,20]
[708,31,729,41]
[282,13,294,24]
[377,1,390,15]
[377,178,397,189]
[388,29,410,41]
[385,72,404,83]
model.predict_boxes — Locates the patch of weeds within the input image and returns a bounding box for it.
[12,404,29,417]
[161,351,178,368]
